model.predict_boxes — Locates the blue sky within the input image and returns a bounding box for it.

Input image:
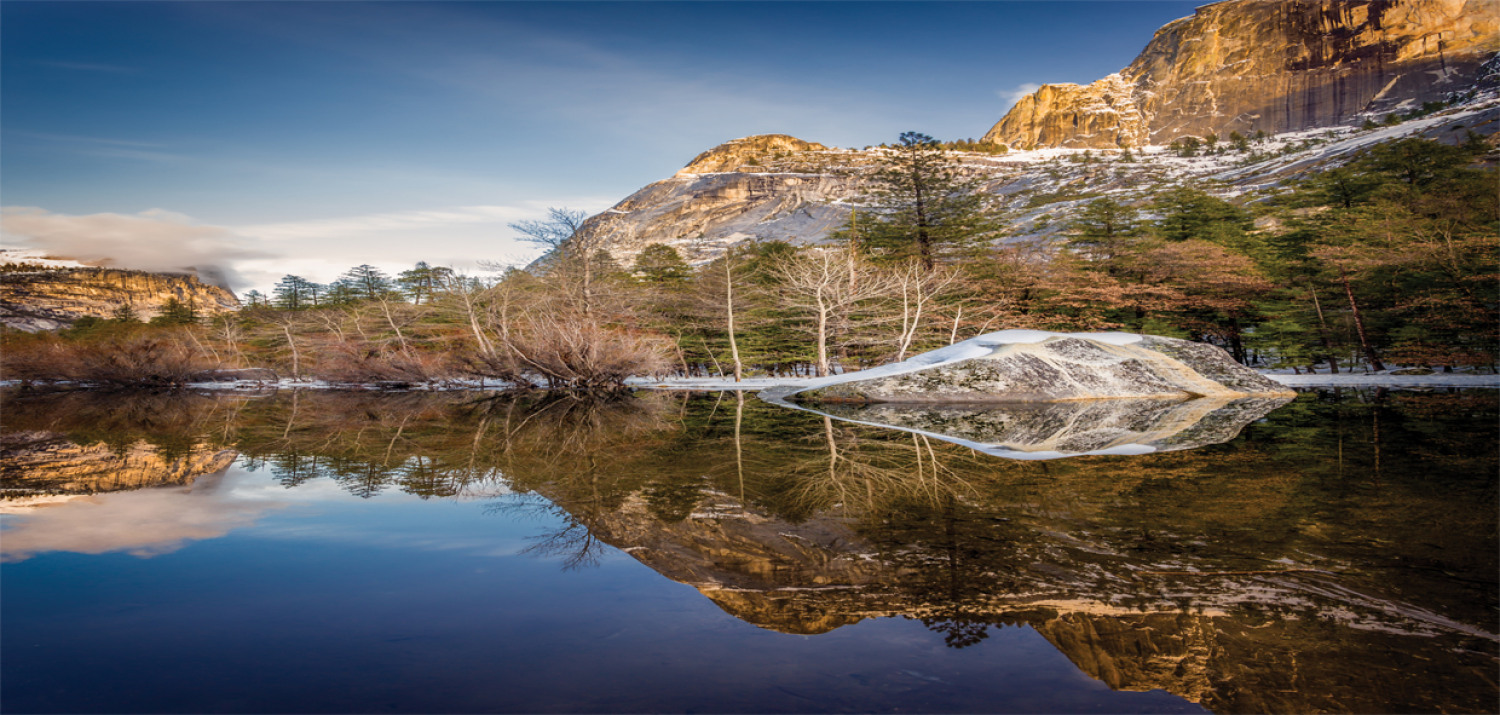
[2,1,1201,292]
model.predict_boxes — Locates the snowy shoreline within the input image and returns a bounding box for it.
[3,373,1496,393]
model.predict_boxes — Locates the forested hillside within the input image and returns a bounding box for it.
[3,134,1493,387]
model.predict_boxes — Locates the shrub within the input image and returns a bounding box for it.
[502,315,673,389]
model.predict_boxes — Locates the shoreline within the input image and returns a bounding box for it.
[5,373,1498,393]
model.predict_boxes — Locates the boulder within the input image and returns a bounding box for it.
[786,331,1294,404]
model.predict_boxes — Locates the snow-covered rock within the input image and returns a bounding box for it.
[783,330,1295,403]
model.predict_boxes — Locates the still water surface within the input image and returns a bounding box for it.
[2,388,1496,713]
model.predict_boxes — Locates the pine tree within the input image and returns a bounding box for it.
[337,264,395,302]
[633,244,691,285]
[150,297,199,326]
[863,132,994,268]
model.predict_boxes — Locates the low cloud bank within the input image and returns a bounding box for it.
[1,206,268,290]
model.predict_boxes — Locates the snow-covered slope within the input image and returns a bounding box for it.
[574,96,1498,266]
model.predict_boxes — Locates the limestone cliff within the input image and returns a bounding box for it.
[985,0,1500,149]
[0,266,239,331]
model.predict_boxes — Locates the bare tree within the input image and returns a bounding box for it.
[888,260,961,361]
[510,207,621,318]
[772,247,898,377]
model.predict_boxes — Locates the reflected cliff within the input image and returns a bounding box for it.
[1,387,1495,713]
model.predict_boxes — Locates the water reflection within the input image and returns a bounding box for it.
[770,393,1293,459]
[1,387,1496,713]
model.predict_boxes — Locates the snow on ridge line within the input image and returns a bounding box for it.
[799,330,1145,389]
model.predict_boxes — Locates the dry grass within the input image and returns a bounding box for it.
[1,330,217,387]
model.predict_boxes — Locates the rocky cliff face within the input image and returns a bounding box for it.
[567,135,871,264]
[985,0,1499,149]
[0,266,240,331]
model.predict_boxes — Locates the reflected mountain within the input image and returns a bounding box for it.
[1,387,1495,713]
[766,392,1293,459]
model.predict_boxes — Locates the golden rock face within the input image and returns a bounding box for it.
[984,0,1500,149]
[676,134,829,175]
[0,267,240,331]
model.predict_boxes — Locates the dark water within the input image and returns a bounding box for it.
[1,388,1496,714]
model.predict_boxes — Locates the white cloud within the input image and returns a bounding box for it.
[1001,82,1043,108]
[1,199,619,295]
[0,206,269,289]
[234,205,539,242]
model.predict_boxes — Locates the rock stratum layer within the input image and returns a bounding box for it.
[985,0,1500,149]
[0,267,239,332]
[788,330,1295,404]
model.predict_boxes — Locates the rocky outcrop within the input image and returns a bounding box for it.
[985,0,1500,149]
[787,331,1295,404]
[565,135,871,264]
[0,267,239,331]
[676,134,829,175]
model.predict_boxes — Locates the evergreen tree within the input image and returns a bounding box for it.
[1067,198,1141,264]
[273,275,316,310]
[150,298,199,326]
[397,262,452,304]
[633,244,691,285]
[1152,187,1254,249]
[336,264,396,302]
[110,304,141,323]
[863,131,994,268]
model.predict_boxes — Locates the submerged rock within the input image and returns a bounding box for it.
[787,331,1294,404]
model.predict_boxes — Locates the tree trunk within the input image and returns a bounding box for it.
[1339,268,1385,371]
[815,305,830,377]
[281,324,301,378]
[1309,288,1338,374]
[725,255,742,382]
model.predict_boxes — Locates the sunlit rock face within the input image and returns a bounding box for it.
[984,0,1500,149]
[562,134,868,266]
[0,267,239,332]
[806,396,1290,459]
[788,332,1295,405]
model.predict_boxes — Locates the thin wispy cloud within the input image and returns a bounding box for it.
[15,132,167,148]
[76,147,189,163]
[1001,83,1044,108]
[235,205,541,242]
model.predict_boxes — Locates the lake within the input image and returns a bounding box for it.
[2,387,1496,713]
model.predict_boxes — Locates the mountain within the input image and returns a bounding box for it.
[570,0,1498,266]
[984,0,1499,149]
[576,100,1496,265]
[0,255,240,332]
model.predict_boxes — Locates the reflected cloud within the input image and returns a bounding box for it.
[0,471,291,562]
